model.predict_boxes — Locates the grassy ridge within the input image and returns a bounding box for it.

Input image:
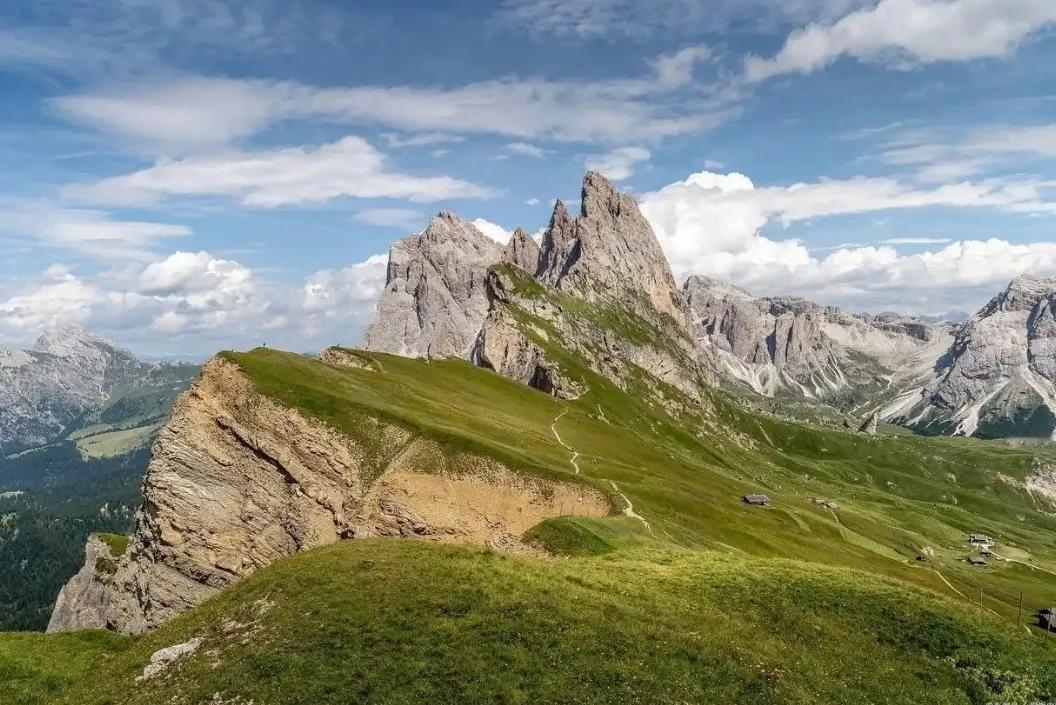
[222,345,1056,625]
[9,540,1056,705]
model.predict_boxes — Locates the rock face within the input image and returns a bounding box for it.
[47,534,127,633]
[473,173,713,402]
[361,212,504,358]
[884,275,1056,438]
[683,275,948,404]
[50,356,609,633]
[0,326,138,450]
[502,227,541,273]
[538,172,688,327]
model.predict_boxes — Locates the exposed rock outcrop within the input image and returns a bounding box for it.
[886,275,1056,438]
[538,172,688,327]
[0,326,136,449]
[47,534,127,633]
[502,227,541,273]
[361,212,504,358]
[683,274,951,405]
[51,356,608,633]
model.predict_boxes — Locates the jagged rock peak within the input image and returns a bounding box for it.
[979,274,1056,315]
[537,171,687,324]
[536,199,577,284]
[682,275,755,303]
[502,227,541,273]
[361,211,504,359]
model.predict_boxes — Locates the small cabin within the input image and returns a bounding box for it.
[967,556,987,567]
[1038,609,1055,632]
[968,533,993,545]
[743,494,770,507]
[980,546,993,556]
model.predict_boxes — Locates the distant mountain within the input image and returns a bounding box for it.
[0,325,198,455]
[0,326,199,631]
[883,275,1056,439]
[681,275,952,408]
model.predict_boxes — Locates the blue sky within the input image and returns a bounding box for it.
[1,0,1055,357]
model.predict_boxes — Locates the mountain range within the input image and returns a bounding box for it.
[0,325,199,457]
[8,173,1056,704]
[362,197,1056,441]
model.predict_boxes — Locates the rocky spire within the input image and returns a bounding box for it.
[360,212,503,358]
[536,200,577,285]
[536,172,687,325]
[502,227,541,273]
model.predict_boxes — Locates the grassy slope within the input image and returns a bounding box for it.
[12,541,1056,705]
[6,282,1056,701]
[220,344,1056,622]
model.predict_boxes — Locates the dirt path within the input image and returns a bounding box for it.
[926,568,968,600]
[993,553,1056,579]
[550,409,581,475]
[549,405,653,534]
[608,480,653,535]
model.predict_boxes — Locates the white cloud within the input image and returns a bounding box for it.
[584,146,651,180]
[494,0,865,41]
[0,249,391,355]
[524,197,541,206]
[53,52,729,152]
[356,208,426,231]
[471,218,513,244]
[52,78,281,152]
[66,136,495,207]
[0,202,190,259]
[746,0,1056,82]
[382,132,465,148]
[879,123,1056,181]
[648,45,713,88]
[639,167,1056,312]
[506,142,548,158]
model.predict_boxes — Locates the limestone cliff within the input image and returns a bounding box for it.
[361,212,504,358]
[884,275,1056,438]
[49,356,609,633]
[47,534,128,633]
[682,274,949,406]
[538,172,689,328]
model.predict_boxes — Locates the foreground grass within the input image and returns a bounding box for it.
[7,540,1052,705]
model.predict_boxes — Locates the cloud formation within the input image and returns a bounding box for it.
[0,250,389,356]
[584,147,651,180]
[66,137,496,207]
[746,0,1056,82]
[52,50,730,153]
[639,168,1056,313]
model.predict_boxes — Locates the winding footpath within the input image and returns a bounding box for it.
[549,406,653,535]
[608,480,654,535]
[550,409,581,475]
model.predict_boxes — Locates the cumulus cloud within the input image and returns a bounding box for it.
[65,137,495,207]
[639,168,1056,312]
[745,0,1056,82]
[0,249,391,356]
[584,146,651,180]
[471,218,513,244]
